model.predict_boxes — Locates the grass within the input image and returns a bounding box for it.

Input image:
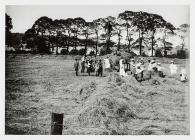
[5,54,189,135]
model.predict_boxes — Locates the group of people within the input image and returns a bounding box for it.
[74,56,107,77]
[74,55,188,82]
[119,57,188,82]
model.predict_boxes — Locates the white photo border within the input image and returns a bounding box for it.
[0,0,194,140]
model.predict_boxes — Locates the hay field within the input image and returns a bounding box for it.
[5,54,189,135]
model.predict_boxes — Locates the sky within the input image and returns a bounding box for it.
[6,5,189,33]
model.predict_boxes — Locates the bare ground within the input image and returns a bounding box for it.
[5,54,189,135]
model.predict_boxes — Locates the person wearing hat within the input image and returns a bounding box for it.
[169,60,178,75]
[74,58,80,76]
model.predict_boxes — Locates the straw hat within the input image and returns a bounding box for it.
[151,60,155,64]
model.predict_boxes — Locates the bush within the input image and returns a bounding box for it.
[69,49,79,55]
[60,49,69,55]
[78,48,86,55]
[89,51,95,56]
[167,54,177,58]
[142,52,148,57]
[99,47,112,56]
[36,38,51,54]
[155,49,163,57]
[177,49,188,59]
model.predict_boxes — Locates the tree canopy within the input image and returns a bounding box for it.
[10,10,189,57]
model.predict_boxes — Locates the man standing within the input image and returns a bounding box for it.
[74,58,80,76]
[98,59,103,77]
[130,58,136,74]
[81,56,85,73]
[95,60,99,76]
[135,60,145,82]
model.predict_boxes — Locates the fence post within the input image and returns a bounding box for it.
[50,112,64,135]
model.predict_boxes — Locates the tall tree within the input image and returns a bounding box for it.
[72,17,86,50]
[92,18,104,56]
[177,24,189,50]
[65,18,74,50]
[146,13,167,56]
[24,28,37,51]
[53,19,69,54]
[162,22,175,56]
[81,21,94,56]
[32,16,53,37]
[103,16,116,51]
[32,16,53,53]
[113,19,124,51]
[5,13,13,47]
[118,11,135,52]
[133,11,154,56]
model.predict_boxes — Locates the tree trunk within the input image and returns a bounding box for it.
[56,46,59,55]
[163,30,167,57]
[107,35,110,52]
[128,33,132,53]
[117,34,121,51]
[128,40,131,52]
[66,41,69,51]
[139,30,142,56]
[52,45,54,53]
[85,38,87,57]
[96,35,98,56]
[74,33,78,50]
[182,38,185,50]
[85,44,87,57]
[67,33,71,51]
[139,31,144,56]
[126,25,129,48]
[151,31,155,57]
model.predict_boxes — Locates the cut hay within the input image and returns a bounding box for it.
[5,55,189,135]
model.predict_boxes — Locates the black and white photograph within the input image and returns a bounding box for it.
[1,0,194,136]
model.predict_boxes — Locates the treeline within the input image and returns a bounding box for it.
[5,11,189,58]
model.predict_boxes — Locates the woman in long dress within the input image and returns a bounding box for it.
[169,61,178,75]
[119,59,127,76]
[104,57,110,69]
